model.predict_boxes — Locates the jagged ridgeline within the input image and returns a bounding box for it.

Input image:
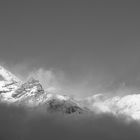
[0,65,86,115]
[1,65,140,120]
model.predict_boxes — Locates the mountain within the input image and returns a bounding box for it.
[86,93,140,120]
[0,65,20,82]
[0,66,21,102]
[0,66,85,114]
[1,65,140,119]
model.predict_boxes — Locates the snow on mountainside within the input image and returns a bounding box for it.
[0,66,85,114]
[77,91,140,120]
[0,66,21,101]
[1,65,140,119]
[88,93,140,120]
[12,78,84,114]
[0,66,20,82]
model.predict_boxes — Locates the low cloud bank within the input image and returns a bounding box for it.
[2,61,139,98]
[0,103,140,140]
[1,63,140,140]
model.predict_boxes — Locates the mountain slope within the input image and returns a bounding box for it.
[1,65,140,119]
[0,66,85,114]
[0,66,20,82]
[87,93,140,120]
[0,66,22,102]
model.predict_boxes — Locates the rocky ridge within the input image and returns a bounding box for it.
[1,65,140,119]
[0,66,85,114]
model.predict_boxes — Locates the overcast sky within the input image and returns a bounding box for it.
[0,0,140,96]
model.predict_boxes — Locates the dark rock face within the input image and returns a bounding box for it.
[47,98,84,114]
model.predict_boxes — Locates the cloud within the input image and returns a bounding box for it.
[0,62,64,92]
[1,61,140,100]
[0,103,140,140]
[28,68,59,89]
[1,62,140,140]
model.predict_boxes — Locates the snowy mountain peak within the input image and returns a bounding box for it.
[1,64,140,118]
[89,93,140,120]
[12,77,44,100]
[0,66,22,101]
[0,66,86,115]
[0,65,21,82]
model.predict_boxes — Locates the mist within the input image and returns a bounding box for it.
[1,61,140,100]
[0,103,139,140]
[0,1,140,140]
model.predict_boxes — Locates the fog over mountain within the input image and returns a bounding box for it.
[1,0,140,139]
[0,64,140,140]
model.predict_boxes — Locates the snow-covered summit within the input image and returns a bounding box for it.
[88,93,140,120]
[0,66,85,114]
[0,66,22,102]
[3,65,140,118]
[0,65,20,82]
